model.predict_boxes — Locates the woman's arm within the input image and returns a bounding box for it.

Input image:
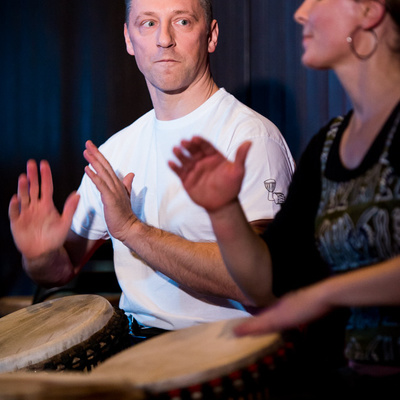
[169,136,276,305]
[235,256,400,336]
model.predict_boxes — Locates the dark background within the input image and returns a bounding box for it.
[0,0,350,297]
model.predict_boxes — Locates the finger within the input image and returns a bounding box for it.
[168,159,186,180]
[180,137,206,160]
[84,165,101,188]
[84,140,104,162]
[195,136,220,157]
[234,141,252,168]
[168,160,178,173]
[172,146,195,170]
[182,136,218,161]
[84,140,113,172]
[234,313,277,337]
[26,159,39,202]
[17,174,30,209]
[83,159,110,192]
[39,160,54,202]
[61,192,80,225]
[8,194,21,221]
[84,164,116,199]
[84,141,116,189]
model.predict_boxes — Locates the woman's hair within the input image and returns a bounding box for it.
[385,0,400,50]
[124,0,213,27]
[386,0,400,28]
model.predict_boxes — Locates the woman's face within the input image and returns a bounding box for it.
[294,0,360,70]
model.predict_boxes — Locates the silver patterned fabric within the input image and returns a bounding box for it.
[315,111,400,365]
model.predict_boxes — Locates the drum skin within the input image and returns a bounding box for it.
[0,295,129,373]
[92,317,284,395]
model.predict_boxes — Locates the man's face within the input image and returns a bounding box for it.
[124,0,217,95]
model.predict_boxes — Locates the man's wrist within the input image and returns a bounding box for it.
[22,248,70,287]
[22,250,59,270]
[121,218,146,250]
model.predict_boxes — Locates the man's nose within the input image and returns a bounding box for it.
[157,23,175,48]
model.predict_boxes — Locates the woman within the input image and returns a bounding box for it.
[169,0,400,397]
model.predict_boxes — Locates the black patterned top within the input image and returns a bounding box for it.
[315,110,400,365]
[262,101,400,366]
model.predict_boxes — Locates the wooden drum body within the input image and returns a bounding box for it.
[93,318,293,399]
[0,372,145,400]
[0,295,130,373]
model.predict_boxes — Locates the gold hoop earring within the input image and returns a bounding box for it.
[347,27,378,60]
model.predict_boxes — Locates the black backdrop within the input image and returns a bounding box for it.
[0,0,350,296]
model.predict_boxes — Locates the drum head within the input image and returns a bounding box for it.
[93,317,283,394]
[0,295,114,373]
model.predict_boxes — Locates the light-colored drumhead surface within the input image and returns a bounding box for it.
[0,295,113,373]
[93,317,282,394]
[0,372,145,400]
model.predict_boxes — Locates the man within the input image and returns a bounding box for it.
[9,0,294,340]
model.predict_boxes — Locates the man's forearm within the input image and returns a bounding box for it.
[122,220,254,305]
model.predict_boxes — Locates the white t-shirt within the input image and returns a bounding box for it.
[71,88,295,330]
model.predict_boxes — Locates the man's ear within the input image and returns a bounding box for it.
[124,23,135,56]
[208,20,219,54]
[360,0,387,30]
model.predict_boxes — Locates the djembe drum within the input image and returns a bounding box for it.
[0,294,131,373]
[92,317,294,399]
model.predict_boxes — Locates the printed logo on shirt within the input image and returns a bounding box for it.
[264,179,286,204]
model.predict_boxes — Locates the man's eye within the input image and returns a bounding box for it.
[143,21,156,27]
[177,19,190,26]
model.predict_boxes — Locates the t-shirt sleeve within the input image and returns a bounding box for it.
[70,172,110,241]
[222,117,295,222]
[239,135,295,221]
[261,130,331,297]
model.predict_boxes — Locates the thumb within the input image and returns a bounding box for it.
[62,192,80,224]
[235,141,252,168]
[234,314,274,337]
[8,194,20,222]
[123,173,135,196]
